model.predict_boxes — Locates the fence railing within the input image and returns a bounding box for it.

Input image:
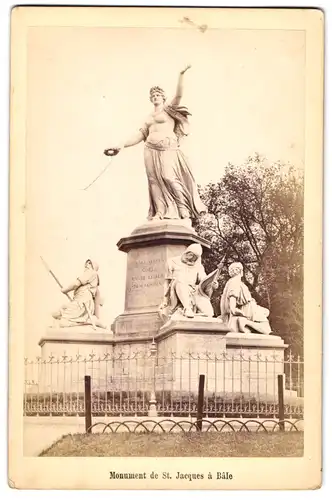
[84,375,303,434]
[24,348,304,419]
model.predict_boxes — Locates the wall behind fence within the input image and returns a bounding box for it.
[24,349,304,419]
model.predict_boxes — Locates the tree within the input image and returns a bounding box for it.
[194,154,304,354]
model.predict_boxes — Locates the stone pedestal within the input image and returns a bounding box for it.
[39,327,115,358]
[152,320,287,398]
[223,332,287,398]
[111,219,210,339]
[154,318,229,394]
[156,317,229,356]
[38,321,287,400]
[38,327,153,394]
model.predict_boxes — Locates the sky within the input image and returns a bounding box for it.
[24,26,305,357]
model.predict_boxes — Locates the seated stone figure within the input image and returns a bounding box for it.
[158,243,220,321]
[219,262,272,335]
[52,259,106,330]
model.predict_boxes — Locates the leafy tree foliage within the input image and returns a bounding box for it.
[194,154,304,354]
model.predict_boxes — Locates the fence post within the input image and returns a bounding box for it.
[196,374,205,431]
[85,375,92,433]
[277,374,285,431]
[148,340,157,417]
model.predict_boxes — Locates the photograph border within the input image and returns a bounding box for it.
[8,5,323,490]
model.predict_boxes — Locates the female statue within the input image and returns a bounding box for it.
[219,262,272,335]
[104,65,207,222]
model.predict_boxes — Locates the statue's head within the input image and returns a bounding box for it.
[185,252,198,263]
[228,262,243,278]
[149,86,166,104]
[182,244,202,264]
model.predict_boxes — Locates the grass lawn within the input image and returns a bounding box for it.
[40,431,303,457]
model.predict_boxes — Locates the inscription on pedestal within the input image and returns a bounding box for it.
[115,226,195,338]
[128,258,164,293]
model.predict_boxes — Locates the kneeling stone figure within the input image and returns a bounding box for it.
[158,243,220,322]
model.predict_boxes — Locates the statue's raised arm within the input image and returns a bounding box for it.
[171,64,192,106]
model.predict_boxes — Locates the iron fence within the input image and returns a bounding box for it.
[24,348,304,419]
[87,418,304,434]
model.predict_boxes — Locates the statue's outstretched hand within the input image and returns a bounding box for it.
[180,64,192,75]
[104,147,121,157]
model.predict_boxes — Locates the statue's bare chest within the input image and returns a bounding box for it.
[147,110,174,127]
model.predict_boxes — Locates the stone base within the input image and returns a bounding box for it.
[117,218,209,253]
[38,327,153,394]
[223,331,287,397]
[40,327,113,359]
[112,219,210,338]
[152,320,287,397]
[225,331,286,350]
[111,310,163,338]
[37,321,288,401]
[156,317,229,355]
[39,326,152,358]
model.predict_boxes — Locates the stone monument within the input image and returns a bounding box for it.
[39,65,289,403]
[111,221,210,339]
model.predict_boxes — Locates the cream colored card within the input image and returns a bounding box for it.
[9,6,323,490]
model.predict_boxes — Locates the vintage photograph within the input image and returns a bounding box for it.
[9,6,323,490]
